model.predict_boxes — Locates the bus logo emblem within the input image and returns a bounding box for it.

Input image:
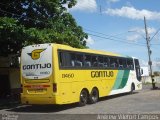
[28,49,45,60]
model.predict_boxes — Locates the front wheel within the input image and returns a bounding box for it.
[79,89,88,106]
[89,88,99,104]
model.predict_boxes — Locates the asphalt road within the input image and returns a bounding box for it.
[0,84,160,120]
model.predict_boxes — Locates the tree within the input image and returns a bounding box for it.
[0,17,26,56]
[0,0,88,56]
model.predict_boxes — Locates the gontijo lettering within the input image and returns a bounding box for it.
[23,63,51,70]
[91,71,114,78]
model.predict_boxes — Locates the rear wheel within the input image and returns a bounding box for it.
[79,89,88,106]
[89,88,99,104]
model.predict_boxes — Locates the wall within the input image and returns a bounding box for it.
[142,76,160,83]
[0,56,21,98]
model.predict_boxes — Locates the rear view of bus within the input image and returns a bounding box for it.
[21,44,55,104]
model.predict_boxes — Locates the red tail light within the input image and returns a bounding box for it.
[42,85,50,87]
[24,85,31,88]
[53,83,57,92]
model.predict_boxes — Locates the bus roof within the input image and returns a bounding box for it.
[53,43,133,58]
[23,43,134,58]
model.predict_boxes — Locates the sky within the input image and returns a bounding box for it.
[68,0,160,71]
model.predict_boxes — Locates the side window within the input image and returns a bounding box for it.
[75,54,83,67]
[119,58,127,69]
[58,51,72,67]
[70,53,83,67]
[92,56,98,67]
[110,57,118,68]
[98,56,104,67]
[65,52,72,67]
[135,59,140,67]
[59,52,63,67]
[84,54,91,67]
[70,53,76,67]
[134,59,141,81]
[127,59,134,70]
[104,57,109,68]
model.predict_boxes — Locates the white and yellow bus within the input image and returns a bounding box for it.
[21,43,142,106]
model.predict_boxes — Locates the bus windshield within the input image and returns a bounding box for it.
[21,44,52,80]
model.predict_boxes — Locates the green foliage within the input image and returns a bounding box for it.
[0,0,88,56]
[0,17,26,55]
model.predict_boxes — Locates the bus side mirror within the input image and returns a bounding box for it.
[140,68,143,75]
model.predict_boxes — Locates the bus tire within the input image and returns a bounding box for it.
[89,88,99,104]
[79,89,88,106]
[130,83,135,94]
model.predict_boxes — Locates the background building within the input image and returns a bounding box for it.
[0,56,20,99]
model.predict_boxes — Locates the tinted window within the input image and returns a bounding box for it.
[119,58,127,69]
[110,57,118,68]
[104,57,109,68]
[59,50,134,70]
[70,53,76,67]
[75,54,83,67]
[135,59,140,67]
[59,52,63,67]
[59,51,84,68]
[92,56,98,67]
[98,56,104,67]
[127,59,134,70]
[84,54,91,67]
[134,59,141,81]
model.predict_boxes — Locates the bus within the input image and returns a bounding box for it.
[21,43,142,106]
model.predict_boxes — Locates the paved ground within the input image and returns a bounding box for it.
[0,84,160,120]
